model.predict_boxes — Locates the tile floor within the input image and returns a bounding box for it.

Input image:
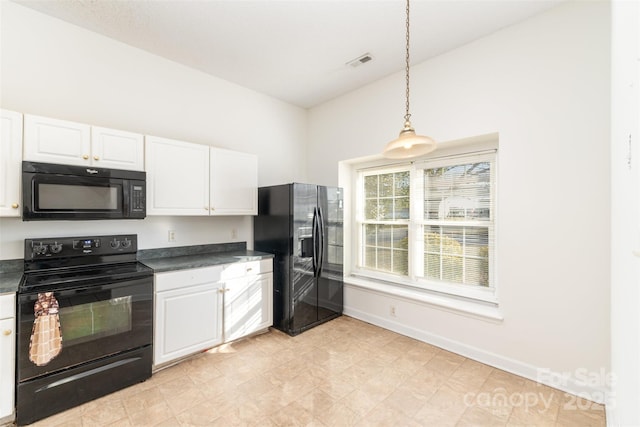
[28,316,605,426]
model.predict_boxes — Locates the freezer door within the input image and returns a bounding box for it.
[291,183,319,332]
[317,186,344,321]
[254,184,293,332]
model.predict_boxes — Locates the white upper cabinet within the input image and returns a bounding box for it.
[90,127,144,171]
[146,138,258,216]
[0,109,23,217]
[210,148,258,216]
[23,115,144,171]
[145,136,210,216]
[24,115,90,166]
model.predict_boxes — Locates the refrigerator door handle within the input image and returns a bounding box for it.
[317,207,325,277]
[312,207,318,276]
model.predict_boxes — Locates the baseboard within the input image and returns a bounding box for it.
[0,413,15,427]
[343,305,609,406]
[605,404,618,427]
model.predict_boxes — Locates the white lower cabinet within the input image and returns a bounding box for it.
[0,294,16,422]
[222,261,273,342]
[154,266,224,367]
[153,259,273,368]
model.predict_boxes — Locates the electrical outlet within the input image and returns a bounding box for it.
[390,305,396,317]
[168,230,176,242]
[231,228,238,239]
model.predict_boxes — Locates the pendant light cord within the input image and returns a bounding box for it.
[383,0,437,158]
[404,0,411,123]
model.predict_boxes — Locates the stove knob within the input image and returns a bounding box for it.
[33,244,48,255]
[50,242,63,254]
[110,239,120,249]
[121,239,131,249]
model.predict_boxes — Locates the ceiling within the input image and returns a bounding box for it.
[13,0,562,108]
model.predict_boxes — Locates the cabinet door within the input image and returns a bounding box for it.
[210,148,257,215]
[0,311,15,419]
[145,136,210,215]
[0,294,15,422]
[223,273,273,342]
[0,110,22,217]
[91,127,144,171]
[23,115,91,166]
[154,282,223,366]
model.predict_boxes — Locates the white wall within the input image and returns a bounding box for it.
[1,0,618,406]
[309,1,612,400]
[0,2,307,259]
[609,0,640,424]
[0,216,253,259]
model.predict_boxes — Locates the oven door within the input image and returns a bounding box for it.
[17,276,153,382]
[23,172,127,220]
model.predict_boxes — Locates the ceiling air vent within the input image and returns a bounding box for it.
[346,53,373,68]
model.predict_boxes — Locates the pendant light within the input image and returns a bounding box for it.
[383,0,436,159]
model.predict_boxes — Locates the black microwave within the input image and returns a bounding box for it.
[22,161,146,221]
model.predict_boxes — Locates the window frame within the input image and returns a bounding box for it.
[357,165,412,276]
[352,150,498,304]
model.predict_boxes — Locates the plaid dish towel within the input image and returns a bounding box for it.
[29,292,62,366]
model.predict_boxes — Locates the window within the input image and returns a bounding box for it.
[355,151,496,300]
[361,169,410,275]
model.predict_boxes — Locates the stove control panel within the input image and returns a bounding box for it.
[25,234,138,260]
[72,238,101,250]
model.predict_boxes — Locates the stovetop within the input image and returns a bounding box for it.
[20,234,153,293]
[20,262,153,293]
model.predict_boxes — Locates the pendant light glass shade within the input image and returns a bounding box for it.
[383,0,436,159]
[383,119,436,159]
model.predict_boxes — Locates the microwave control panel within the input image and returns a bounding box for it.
[129,181,146,215]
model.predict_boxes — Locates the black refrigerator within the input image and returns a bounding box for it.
[254,183,343,336]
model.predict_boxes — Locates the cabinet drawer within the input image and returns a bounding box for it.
[155,266,223,292]
[220,259,273,280]
[0,293,15,319]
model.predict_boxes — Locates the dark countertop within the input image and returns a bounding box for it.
[137,242,273,273]
[0,259,23,294]
[140,250,273,273]
[0,242,275,293]
[0,271,22,294]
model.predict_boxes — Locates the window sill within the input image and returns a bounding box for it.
[344,275,504,322]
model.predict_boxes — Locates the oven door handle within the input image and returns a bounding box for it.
[34,356,144,392]
[19,276,153,298]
